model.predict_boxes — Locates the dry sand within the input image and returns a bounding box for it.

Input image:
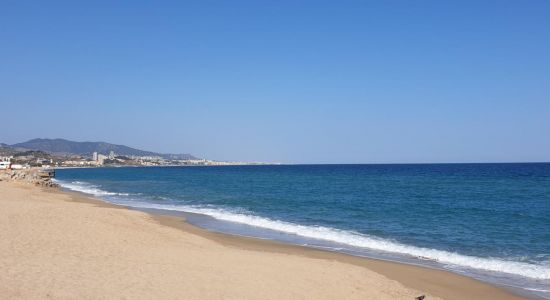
[0,181,526,299]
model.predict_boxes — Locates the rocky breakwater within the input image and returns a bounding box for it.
[0,169,59,187]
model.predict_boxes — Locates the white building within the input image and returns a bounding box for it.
[97,154,108,165]
[109,151,115,159]
[92,152,98,161]
[0,156,12,169]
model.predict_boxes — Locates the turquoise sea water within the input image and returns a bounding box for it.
[55,164,550,299]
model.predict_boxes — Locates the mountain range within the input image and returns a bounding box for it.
[7,138,198,160]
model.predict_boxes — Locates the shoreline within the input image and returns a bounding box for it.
[0,181,530,299]
[146,211,531,300]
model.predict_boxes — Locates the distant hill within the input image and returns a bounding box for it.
[10,138,198,160]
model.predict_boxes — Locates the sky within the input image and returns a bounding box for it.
[1,1,549,163]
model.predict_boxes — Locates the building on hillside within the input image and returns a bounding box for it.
[0,156,12,169]
[90,152,108,165]
[97,154,107,165]
[36,158,52,165]
[109,151,115,159]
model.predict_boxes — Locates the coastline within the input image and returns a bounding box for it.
[0,181,528,299]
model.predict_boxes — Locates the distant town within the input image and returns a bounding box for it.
[0,138,275,170]
[0,150,272,170]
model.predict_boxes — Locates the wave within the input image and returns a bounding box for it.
[53,179,130,196]
[55,179,550,281]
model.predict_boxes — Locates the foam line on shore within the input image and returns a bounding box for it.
[57,180,130,196]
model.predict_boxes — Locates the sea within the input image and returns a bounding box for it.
[53,164,550,299]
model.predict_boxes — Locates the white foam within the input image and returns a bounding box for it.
[56,179,550,280]
[525,287,550,292]
[53,179,129,196]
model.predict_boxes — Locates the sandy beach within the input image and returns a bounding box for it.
[0,181,526,300]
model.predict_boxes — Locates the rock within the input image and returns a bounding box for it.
[0,169,59,188]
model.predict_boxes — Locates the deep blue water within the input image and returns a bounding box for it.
[55,164,550,298]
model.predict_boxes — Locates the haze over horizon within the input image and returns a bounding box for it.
[2,1,549,164]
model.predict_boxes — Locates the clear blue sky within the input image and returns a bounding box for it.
[1,1,549,163]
